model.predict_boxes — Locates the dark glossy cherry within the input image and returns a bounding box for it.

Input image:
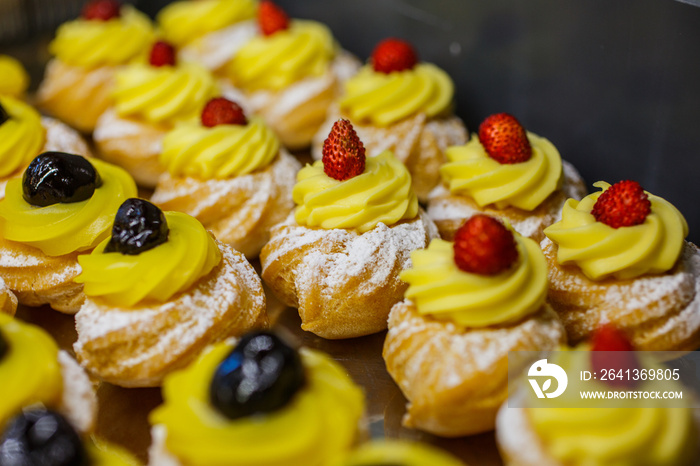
[104,198,169,255]
[0,104,9,126]
[0,330,7,361]
[210,331,306,420]
[22,152,101,207]
[0,409,88,466]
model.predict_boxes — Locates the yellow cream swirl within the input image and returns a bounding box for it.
[113,63,219,124]
[0,97,45,178]
[294,151,418,233]
[0,55,29,98]
[527,349,697,466]
[0,314,63,431]
[160,117,280,178]
[0,159,137,256]
[543,182,688,280]
[150,341,364,466]
[157,0,256,47]
[339,63,453,127]
[400,234,548,327]
[227,20,336,91]
[440,133,563,211]
[76,211,221,307]
[49,6,154,69]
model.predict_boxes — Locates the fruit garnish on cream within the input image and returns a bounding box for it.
[150,331,365,466]
[0,152,136,256]
[293,119,418,232]
[75,199,221,307]
[440,113,564,211]
[544,180,688,280]
[339,38,453,127]
[160,97,280,179]
[401,214,548,327]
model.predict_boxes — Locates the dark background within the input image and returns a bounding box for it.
[2,0,699,242]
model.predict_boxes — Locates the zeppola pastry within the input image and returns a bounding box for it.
[261,120,438,339]
[542,180,700,351]
[157,0,257,73]
[427,113,586,242]
[94,40,219,187]
[0,314,96,434]
[312,38,468,201]
[148,331,365,466]
[151,97,300,258]
[74,199,268,387]
[496,326,700,466]
[383,215,566,436]
[0,96,92,199]
[220,1,360,150]
[36,0,155,133]
[0,152,136,313]
[0,408,140,465]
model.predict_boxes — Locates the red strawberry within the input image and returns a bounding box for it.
[478,113,532,164]
[82,0,121,21]
[371,38,418,74]
[322,119,366,181]
[201,98,247,127]
[258,1,290,36]
[591,180,651,229]
[590,323,639,389]
[453,215,518,275]
[149,41,176,67]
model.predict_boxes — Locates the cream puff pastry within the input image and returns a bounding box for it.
[93,40,219,187]
[312,38,468,201]
[427,113,587,242]
[219,1,361,150]
[384,215,566,436]
[148,331,365,466]
[542,180,700,351]
[36,0,155,133]
[0,153,136,313]
[151,97,300,258]
[261,120,438,339]
[74,199,267,387]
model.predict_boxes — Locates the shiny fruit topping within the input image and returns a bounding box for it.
[591,180,651,229]
[371,38,418,74]
[22,152,102,207]
[258,1,290,37]
[201,98,247,127]
[210,331,306,420]
[149,41,176,67]
[322,119,366,181]
[453,214,518,275]
[104,198,169,255]
[0,330,7,361]
[591,323,639,389]
[0,409,88,466]
[81,0,121,21]
[478,113,532,164]
[0,103,9,125]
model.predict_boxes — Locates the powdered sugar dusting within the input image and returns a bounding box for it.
[93,109,163,154]
[74,242,265,386]
[58,351,97,434]
[41,117,92,158]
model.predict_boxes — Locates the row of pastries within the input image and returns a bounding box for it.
[0,0,698,465]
